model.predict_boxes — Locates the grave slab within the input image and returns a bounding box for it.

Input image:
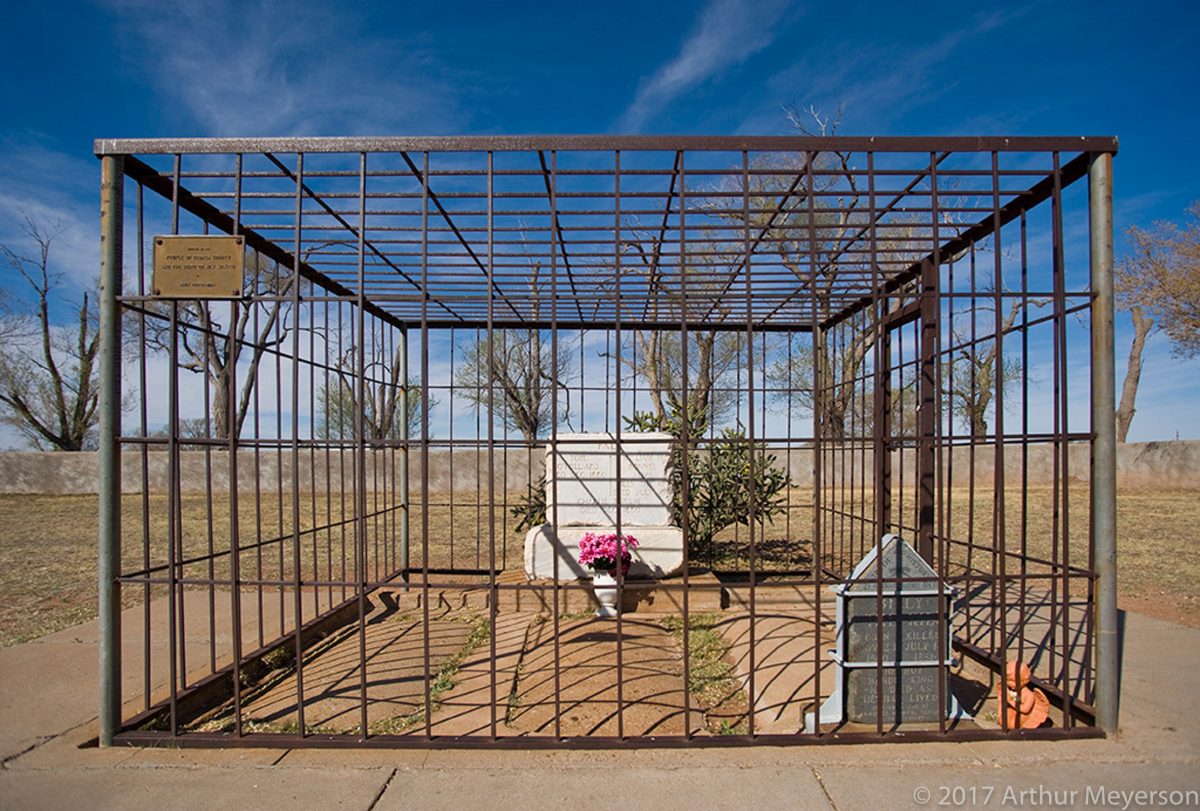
[523,524,684,580]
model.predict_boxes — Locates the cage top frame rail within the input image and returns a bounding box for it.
[94,135,1119,335]
[95,134,1120,154]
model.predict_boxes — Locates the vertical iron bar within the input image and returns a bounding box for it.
[97,154,124,746]
[1089,151,1118,734]
[170,155,188,701]
[253,274,265,649]
[926,152,945,734]
[917,237,938,567]
[990,151,1010,731]
[291,152,306,735]
[228,152,245,737]
[615,148,627,740]
[966,243,978,585]
[309,278,319,615]
[807,150,823,736]
[166,300,180,735]
[201,288,216,675]
[742,149,757,738]
[677,150,691,738]
[1052,153,1074,728]
[449,327,457,571]
[400,326,410,584]
[867,153,885,735]
[355,152,370,738]
[1018,210,1030,707]
[550,149,562,738]
[486,149,499,740]
[136,180,151,713]
[420,151,433,740]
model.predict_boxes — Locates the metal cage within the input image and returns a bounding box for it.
[95,135,1118,747]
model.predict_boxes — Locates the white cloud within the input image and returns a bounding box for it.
[765,6,1032,131]
[98,0,465,136]
[617,0,798,133]
[0,137,100,291]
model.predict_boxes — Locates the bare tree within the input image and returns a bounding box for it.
[1115,306,1154,443]
[454,260,575,442]
[146,248,301,439]
[745,111,931,436]
[0,218,100,451]
[1114,201,1199,440]
[758,106,987,439]
[455,327,573,442]
[943,296,1037,439]
[317,342,432,440]
[613,238,744,430]
[0,286,32,343]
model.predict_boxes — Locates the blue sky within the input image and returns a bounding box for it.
[0,0,1198,442]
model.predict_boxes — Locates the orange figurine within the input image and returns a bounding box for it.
[997,660,1050,730]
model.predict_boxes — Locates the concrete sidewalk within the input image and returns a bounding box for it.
[1,610,1197,811]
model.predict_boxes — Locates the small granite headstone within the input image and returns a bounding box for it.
[807,534,970,730]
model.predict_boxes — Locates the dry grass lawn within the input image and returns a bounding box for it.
[0,485,1197,647]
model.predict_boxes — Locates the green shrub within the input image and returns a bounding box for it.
[625,405,790,560]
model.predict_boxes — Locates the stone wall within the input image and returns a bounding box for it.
[0,449,541,495]
[780,440,1200,489]
[0,440,1196,495]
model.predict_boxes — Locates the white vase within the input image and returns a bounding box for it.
[592,571,619,618]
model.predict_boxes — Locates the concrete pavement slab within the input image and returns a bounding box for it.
[0,640,100,760]
[815,761,1200,811]
[0,766,394,811]
[374,765,832,811]
[1110,611,1200,757]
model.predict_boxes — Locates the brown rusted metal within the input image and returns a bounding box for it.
[96,136,1114,748]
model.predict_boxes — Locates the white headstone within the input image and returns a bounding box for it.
[523,432,684,581]
[546,432,673,526]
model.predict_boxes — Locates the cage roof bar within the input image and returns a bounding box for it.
[95,135,1119,156]
[107,136,1119,333]
[261,151,443,309]
[396,151,524,321]
[822,150,1094,330]
[120,154,412,330]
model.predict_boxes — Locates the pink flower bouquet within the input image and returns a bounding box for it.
[577,531,639,576]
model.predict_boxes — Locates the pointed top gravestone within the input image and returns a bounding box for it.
[808,533,970,730]
[845,533,938,593]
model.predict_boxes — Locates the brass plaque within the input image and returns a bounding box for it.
[153,235,245,298]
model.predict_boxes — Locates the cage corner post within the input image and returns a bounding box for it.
[98,153,125,746]
[1089,149,1118,735]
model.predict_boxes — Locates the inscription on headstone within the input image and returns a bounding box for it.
[845,591,945,723]
[845,667,944,724]
[808,534,970,730]
[845,594,943,663]
[547,432,673,526]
